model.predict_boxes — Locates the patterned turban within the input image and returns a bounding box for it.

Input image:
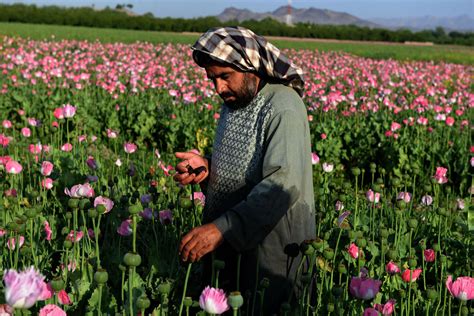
[192,26,305,96]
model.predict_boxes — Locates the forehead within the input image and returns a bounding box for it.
[204,64,241,78]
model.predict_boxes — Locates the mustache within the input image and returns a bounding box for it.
[219,92,234,99]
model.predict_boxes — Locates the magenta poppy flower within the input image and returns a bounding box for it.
[348,243,359,259]
[401,268,422,283]
[375,299,396,315]
[3,267,45,308]
[123,142,137,154]
[39,304,66,316]
[57,290,71,305]
[363,308,379,316]
[117,219,132,236]
[386,261,400,275]
[424,249,436,262]
[5,160,22,174]
[159,210,173,225]
[38,282,53,301]
[0,134,10,147]
[446,275,474,301]
[311,152,320,165]
[53,107,64,119]
[60,143,72,152]
[349,276,382,300]
[41,161,54,176]
[94,196,114,213]
[433,167,448,184]
[199,286,229,314]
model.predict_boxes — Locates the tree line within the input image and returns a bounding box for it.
[0,4,472,46]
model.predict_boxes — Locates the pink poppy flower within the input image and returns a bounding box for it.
[5,160,22,174]
[446,275,474,301]
[199,286,229,314]
[2,120,12,128]
[433,167,448,184]
[107,128,118,138]
[77,135,87,143]
[44,221,52,241]
[0,229,6,237]
[335,200,344,211]
[192,192,206,206]
[401,268,422,283]
[28,144,42,155]
[66,230,84,243]
[366,189,380,204]
[349,276,382,300]
[117,219,132,236]
[41,178,54,190]
[424,249,436,262]
[445,117,455,126]
[41,161,54,176]
[3,267,45,308]
[27,118,39,127]
[348,243,359,259]
[123,142,137,154]
[21,127,31,137]
[53,107,64,119]
[364,308,379,316]
[60,143,72,152]
[397,192,412,203]
[39,304,66,316]
[0,134,10,147]
[51,121,59,128]
[322,162,334,173]
[311,152,320,165]
[7,236,25,250]
[390,122,401,132]
[94,196,114,214]
[38,282,54,301]
[386,261,400,275]
[374,299,396,315]
[64,183,95,198]
[0,304,13,315]
[159,162,174,176]
[421,195,433,206]
[62,104,76,118]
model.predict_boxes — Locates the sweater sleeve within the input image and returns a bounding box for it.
[212,109,309,252]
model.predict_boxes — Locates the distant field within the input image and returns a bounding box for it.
[0,22,473,65]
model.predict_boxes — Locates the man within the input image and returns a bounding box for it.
[174,26,315,314]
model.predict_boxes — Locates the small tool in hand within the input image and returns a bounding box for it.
[186,165,207,176]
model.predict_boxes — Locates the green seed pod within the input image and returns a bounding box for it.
[51,277,65,292]
[118,264,127,272]
[423,184,432,193]
[311,238,324,251]
[376,177,384,184]
[259,277,270,289]
[370,162,377,170]
[157,282,171,294]
[183,297,193,307]
[94,269,109,284]
[351,167,361,176]
[63,240,73,249]
[79,199,90,210]
[408,218,418,229]
[68,199,79,209]
[228,292,244,309]
[396,200,407,209]
[179,197,193,210]
[408,258,417,268]
[388,250,398,260]
[25,208,37,219]
[128,204,142,215]
[96,204,106,215]
[213,259,225,270]
[327,303,335,312]
[123,252,141,267]
[426,288,438,301]
[461,306,469,316]
[20,246,31,256]
[88,208,98,218]
[323,248,334,260]
[338,264,347,274]
[348,231,357,240]
[332,286,344,298]
[65,212,73,220]
[379,228,389,238]
[6,222,18,231]
[371,184,381,193]
[136,295,151,309]
[433,243,441,252]
[356,237,367,248]
[300,242,315,256]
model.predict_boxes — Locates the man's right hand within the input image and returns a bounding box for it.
[173,151,209,185]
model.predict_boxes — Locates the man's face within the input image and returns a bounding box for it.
[205,64,260,109]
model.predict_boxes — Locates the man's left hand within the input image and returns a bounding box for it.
[179,223,224,262]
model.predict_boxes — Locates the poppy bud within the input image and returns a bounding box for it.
[408,258,417,268]
[351,167,361,176]
[136,295,151,309]
[51,277,65,291]
[64,240,73,249]
[123,252,141,267]
[94,269,108,284]
[426,288,438,301]
[408,218,418,229]
[158,282,171,294]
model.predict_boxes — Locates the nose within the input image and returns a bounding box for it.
[215,78,227,95]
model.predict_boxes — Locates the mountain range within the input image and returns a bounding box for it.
[216,6,474,32]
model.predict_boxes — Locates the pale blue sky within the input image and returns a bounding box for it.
[2,0,473,19]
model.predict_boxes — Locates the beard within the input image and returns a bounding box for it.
[221,73,259,110]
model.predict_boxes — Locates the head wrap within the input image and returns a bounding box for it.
[192,26,305,96]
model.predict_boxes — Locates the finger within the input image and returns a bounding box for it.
[193,171,208,184]
[179,230,196,253]
[181,173,196,185]
[173,172,189,182]
[182,236,201,261]
[175,152,196,160]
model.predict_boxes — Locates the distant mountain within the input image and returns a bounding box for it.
[217,6,380,28]
[370,15,474,32]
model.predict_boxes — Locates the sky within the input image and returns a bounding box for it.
[2,0,473,19]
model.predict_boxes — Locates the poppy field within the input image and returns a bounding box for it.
[0,32,473,316]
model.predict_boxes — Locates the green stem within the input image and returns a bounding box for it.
[178,263,192,316]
